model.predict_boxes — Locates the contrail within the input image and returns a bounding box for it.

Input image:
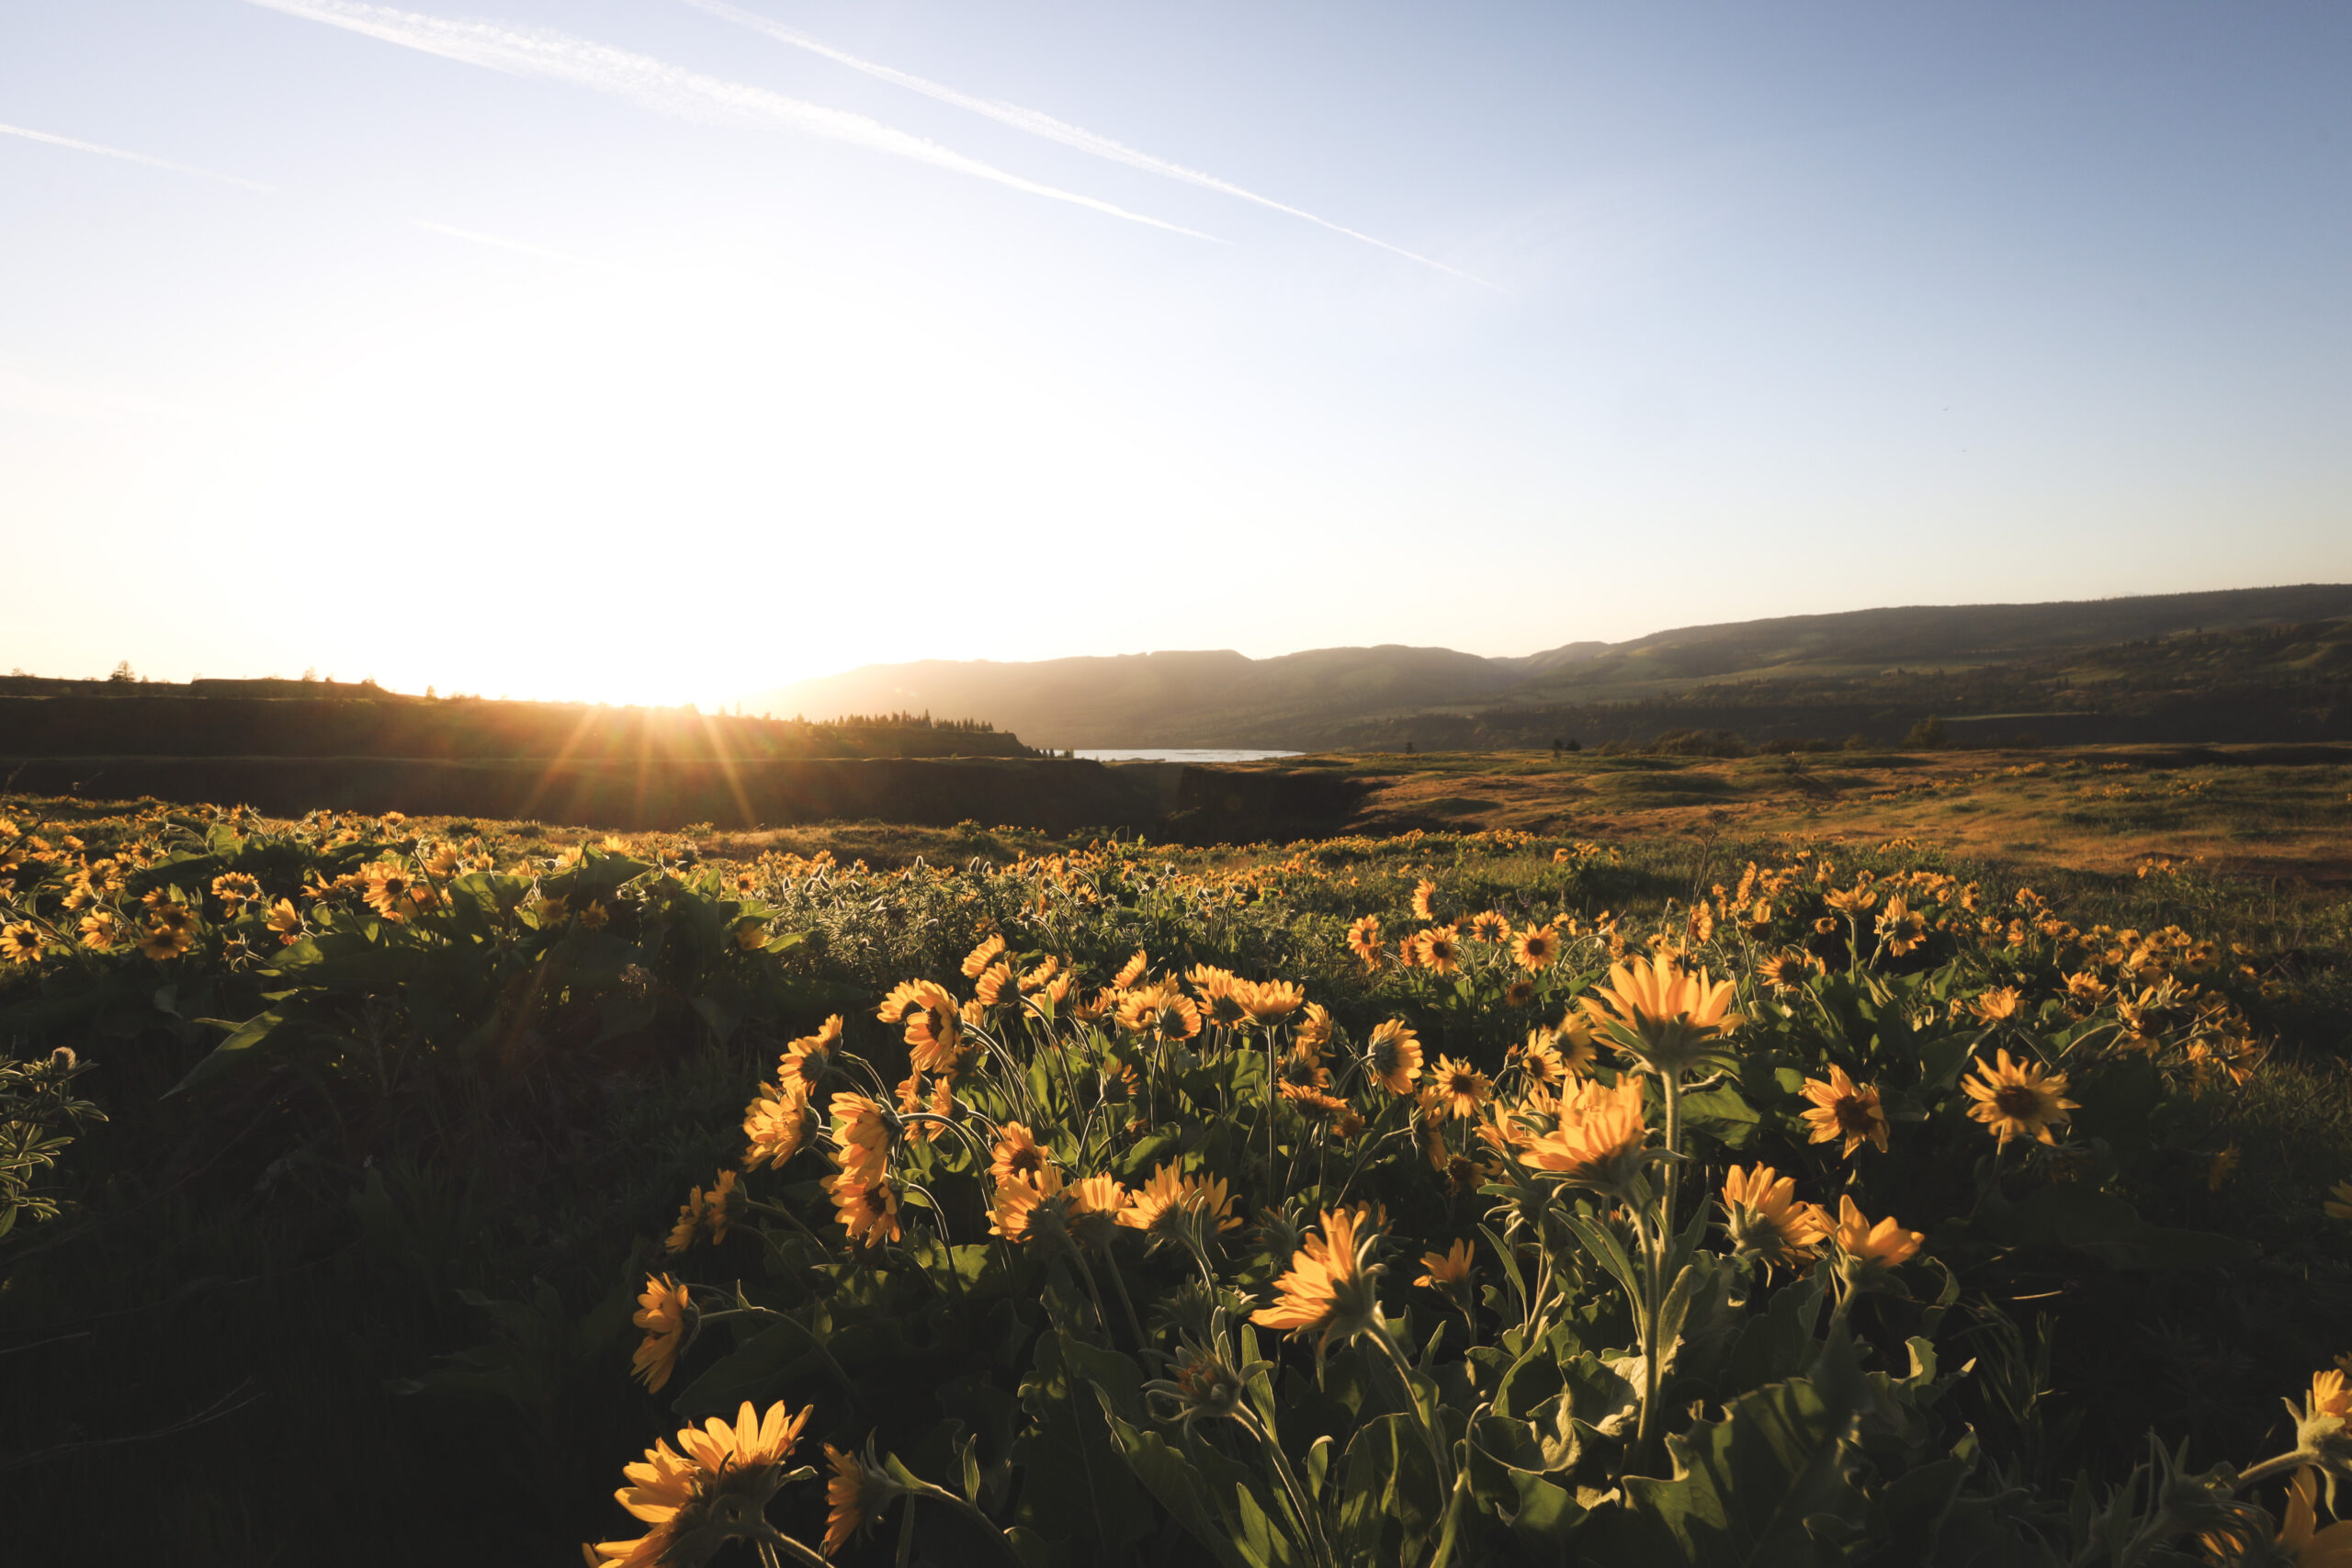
[413,218,612,267]
[245,0,1221,241]
[0,120,274,191]
[677,0,1486,285]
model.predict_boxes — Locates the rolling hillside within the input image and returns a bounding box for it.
[742,583,2352,750]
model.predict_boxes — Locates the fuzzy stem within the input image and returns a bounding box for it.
[753,1529,831,1568]
[1368,1320,1454,1493]
[909,1480,1027,1565]
[1235,1405,1335,1568]
[2234,1451,2311,1490]
[1100,1247,1151,1354]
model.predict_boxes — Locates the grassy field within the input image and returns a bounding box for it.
[3,768,2350,1565]
[1268,745,2352,884]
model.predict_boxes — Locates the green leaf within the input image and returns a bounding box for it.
[1333,1412,1443,1566]
[1721,1266,1828,1399]
[1013,1332,1152,1563]
[1615,1337,1869,1567]
[1680,1083,1762,1149]
[1561,1209,1645,1312]
[1987,1183,2251,1270]
[670,1311,861,1415]
[1099,1416,1260,1568]
[1057,1331,1148,1427]
[167,1009,290,1094]
[1466,1414,1586,1558]
[1914,1031,1976,1095]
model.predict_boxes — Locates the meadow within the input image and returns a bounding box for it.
[4,769,2352,1566]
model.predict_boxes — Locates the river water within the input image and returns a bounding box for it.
[1076,749,1303,763]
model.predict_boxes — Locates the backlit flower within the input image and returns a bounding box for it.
[990,1122,1051,1185]
[629,1274,693,1393]
[1119,1162,1240,1237]
[1429,1055,1489,1120]
[960,934,1005,977]
[989,1167,1067,1244]
[1414,925,1463,975]
[1113,948,1149,987]
[1366,1019,1423,1095]
[1192,967,1251,1029]
[741,1082,810,1170]
[825,1172,901,1247]
[265,898,302,945]
[1554,1015,1599,1076]
[1347,916,1384,968]
[831,1089,892,1165]
[1579,952,1744,1077]
[1282,1083,1364,1138]
[1970,987,2024,1023]
[2063,972,2111,1013]
[664,1170,735,1254]
[210,872,263,911]
[1798,1066,1890,1156]
[878,980,961,1072]
[822,1441,904,1558]
[1876,897,1928,956]
[1469,911,1510,943]
[2262,1469,2352,1568]
[1517,1031,1566,1090]
[1415,1237,1474,1289]
[1119,981,1201,1042]
[1757,950,1820,993]
[1068,1173,1127,1245]
[1513,1075,1649,1192]
[1242,978,1306,1025]
[1251,1208,1385,1352]
[1411,879,1438,920]
[974,962,1019,1010]
[591,1402,812,1568]
[778,1018,843,1096]
[1720,1165,1832,1272]
[1961,1049,2078,1146]
[361,861,430,921]
[136,919,194,961]
[1833,1195,1923,1277]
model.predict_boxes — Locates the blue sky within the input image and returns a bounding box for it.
[3,2,2346,705]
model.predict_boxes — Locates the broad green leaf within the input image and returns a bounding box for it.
[1616,1337,1868,1567]
[167,1009,291,1094]
[1722,1265,1828,1398]
[1987,1183,2250,1270]
[1099,1417,1260,1568]
[1334,1412,1443,1566]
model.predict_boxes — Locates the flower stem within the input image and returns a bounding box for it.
[910,1480,1028,1565]
[2234,1451,2311,1490]
[753,1528,831,1568]
[1658,1069,1685,1252]
[1236,1405,1335,1568]
[1101,1247,1151,1352]
[1368,1320,1454,1493]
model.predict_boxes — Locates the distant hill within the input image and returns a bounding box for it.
[0,681,1034,761]
[744,645,1523,750]
[741,584,2352,750]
